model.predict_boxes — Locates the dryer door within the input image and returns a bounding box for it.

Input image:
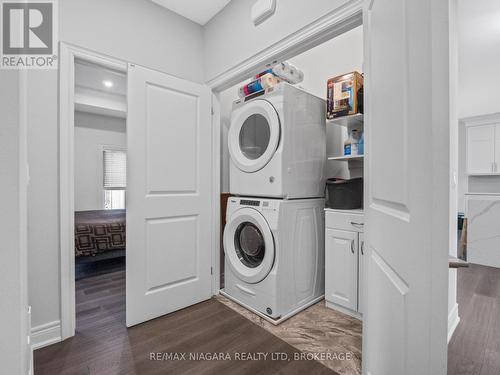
[228,99,280,173]
[223,207,275,284]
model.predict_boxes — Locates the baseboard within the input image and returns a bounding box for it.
[448,303,460,343]
[31,320,62,350]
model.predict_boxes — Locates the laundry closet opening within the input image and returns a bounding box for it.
[216,24,365,374]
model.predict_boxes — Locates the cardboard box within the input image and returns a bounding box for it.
[327,71,363,119]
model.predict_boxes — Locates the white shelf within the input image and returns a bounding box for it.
[326,113,363,127]
[328,154,364,161]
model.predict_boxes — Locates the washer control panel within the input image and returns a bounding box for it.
[240,199,260,207]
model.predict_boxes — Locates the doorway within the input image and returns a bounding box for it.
[73,59,128,333]
[59,44,129,339]
[59,43,214,339]
[215,24,364,375]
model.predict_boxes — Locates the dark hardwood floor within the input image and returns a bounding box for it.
[34,270,335,375]
[448,263,500,375]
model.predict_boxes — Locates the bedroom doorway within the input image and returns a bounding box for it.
[58,45,129,338]
[73,58,128,331]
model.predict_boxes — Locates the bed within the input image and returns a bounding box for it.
[74,209,126,258]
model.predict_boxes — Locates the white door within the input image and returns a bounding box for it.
[358,232,365,314]
[126,64,212,327]
[467,125,495,174]
[363,0,450,374]
[325,228,358,311]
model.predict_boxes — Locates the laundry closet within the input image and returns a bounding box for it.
[218,24,366,325]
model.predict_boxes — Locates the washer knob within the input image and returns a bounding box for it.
[269,176,275,183]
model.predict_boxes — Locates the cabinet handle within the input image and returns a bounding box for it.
[350,240,355,254]
[361,241,365,255]
[350,221,364,226]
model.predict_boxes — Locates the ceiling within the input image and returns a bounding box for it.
[151,0,231,25]
[75,60,126,96]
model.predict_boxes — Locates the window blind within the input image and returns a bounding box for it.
[103,149,126,189]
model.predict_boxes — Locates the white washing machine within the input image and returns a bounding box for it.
[222,196,325,322]
[228,82,326,199]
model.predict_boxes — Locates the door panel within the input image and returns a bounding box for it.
[126,64,212,327]
[363,0,450,373]
[325,228,358,311]
[145,84,198,193]
[467,125,494,174]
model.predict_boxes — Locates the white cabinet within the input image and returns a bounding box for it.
[325,209,364,319]
[325,228,358,312]
[467,125,495,174]
[465,115,500,175]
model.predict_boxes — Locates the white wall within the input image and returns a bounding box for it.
[28,0,205,332]
[204,0,353,81]
[456,0,500,211]
[74,112,126,211]
[0,71,29,374]
[457,0,500,119]
[219,26,363,192]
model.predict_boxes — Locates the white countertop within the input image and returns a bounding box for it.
[465,192,500,196]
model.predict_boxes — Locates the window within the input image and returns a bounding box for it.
[102,147,126,209]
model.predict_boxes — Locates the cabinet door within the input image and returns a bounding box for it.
[358,233,365,314]
[467,125,495,174]
[325,228,358,311]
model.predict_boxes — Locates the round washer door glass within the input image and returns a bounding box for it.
[223,207,275,284]
[235,222,266,267]
[228,99,280,173]
[239,114,271,160]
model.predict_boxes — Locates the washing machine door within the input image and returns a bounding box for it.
[223,207,275,284]
[228,99,280,173]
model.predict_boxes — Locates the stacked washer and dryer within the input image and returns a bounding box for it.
[222,82,327,323]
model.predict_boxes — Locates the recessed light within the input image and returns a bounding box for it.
[103,80,113,88]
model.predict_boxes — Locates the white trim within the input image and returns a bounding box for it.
[460,112,500,127]
[30,321,62,351]
[211,92,222,295]
[447,303,460,343]
[206,0,363,91]
[208,0,363,295]
[59,42,127,340]
[220,291,324,325]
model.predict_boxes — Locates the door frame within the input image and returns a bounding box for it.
[207,0,364,295]
[59,42,127,339]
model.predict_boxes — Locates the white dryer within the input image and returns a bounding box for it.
[222,197,325,321]
[228,83,326,199]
